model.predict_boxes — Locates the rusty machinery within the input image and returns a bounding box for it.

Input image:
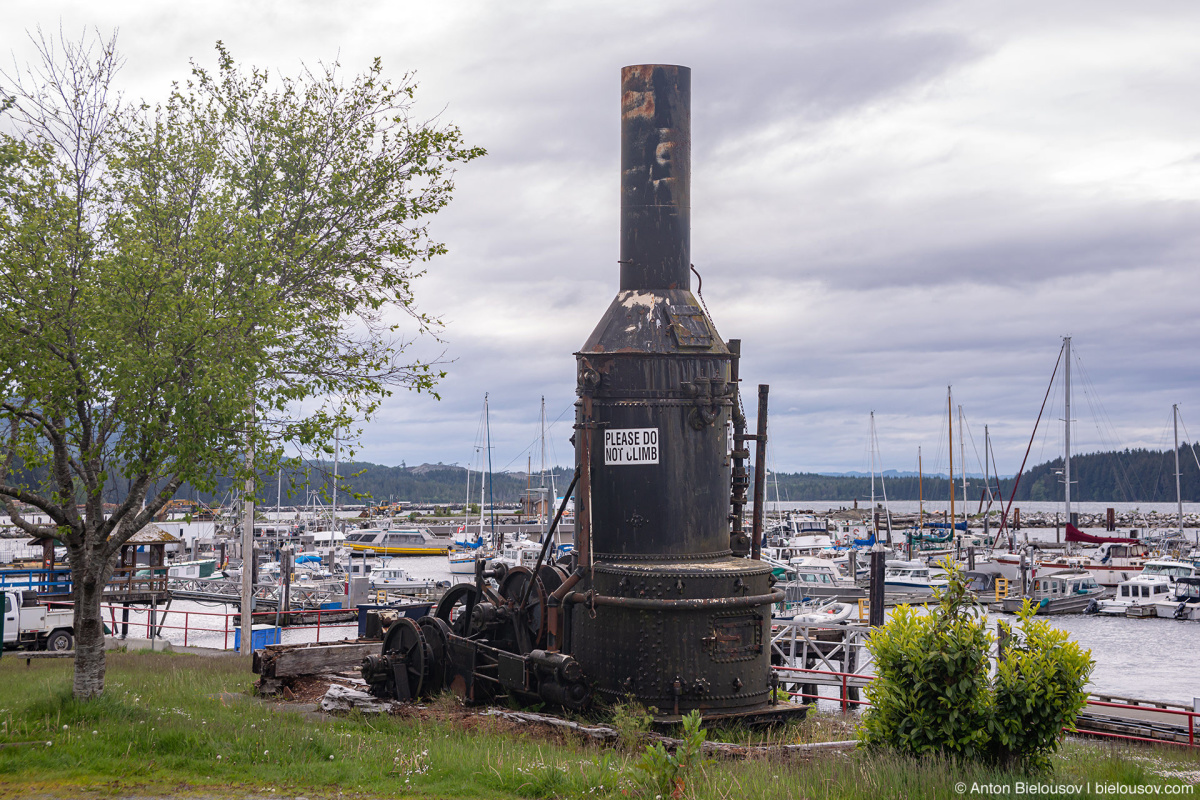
[363,64,792,722]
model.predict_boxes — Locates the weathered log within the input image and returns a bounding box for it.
[254,641,380,679]
[482,709,858,756]
[320,684,398,715]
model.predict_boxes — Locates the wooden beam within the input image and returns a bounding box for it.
[254,641,380,679]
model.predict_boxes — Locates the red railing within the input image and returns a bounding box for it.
[46,601,359,650]
[772,665,1197,747]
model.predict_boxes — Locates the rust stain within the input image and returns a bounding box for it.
[622,89,654,119]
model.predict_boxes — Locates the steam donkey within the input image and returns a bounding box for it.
[363,64,787,720]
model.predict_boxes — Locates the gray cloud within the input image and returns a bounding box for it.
[7,0,1200,482]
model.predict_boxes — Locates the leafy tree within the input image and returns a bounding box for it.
[0,30,482,699]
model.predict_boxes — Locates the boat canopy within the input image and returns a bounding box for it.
[1065,522,1137,545]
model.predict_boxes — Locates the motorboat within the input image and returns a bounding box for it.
[1093,574,1172,616]
[343,527,449,556]
[883,560,949,595]
[779,557,865,604]
[1093,559,1197,617]
[1153,577,1200,621]
[368,562,447,593]
[1000,568,1106,615]
[489,537,566,571]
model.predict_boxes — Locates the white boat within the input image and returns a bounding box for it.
[448,541,494,574]
[343,527,449,556]
[368,562,446,592]
[883,560,949,595]
[1153,577,1200,620]
[787,599,855,626]
[490,538,551,571]
[303,529,346,553]
[779,557,865,603]
[1094,573,1174,616]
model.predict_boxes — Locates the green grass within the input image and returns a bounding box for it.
[0,652,1195,799]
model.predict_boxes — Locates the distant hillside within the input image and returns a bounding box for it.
[6,446,1198,508]
[767,446,1200,504]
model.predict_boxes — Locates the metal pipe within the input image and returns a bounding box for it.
[620,64,690,291]
[751,385,769,560]
[571,588,783,611]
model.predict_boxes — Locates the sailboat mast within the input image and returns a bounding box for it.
[959,404,967,528]
[948,387,955,533]
[540,396,548,536]
[1175,403,1184,531]
[332,428,339,535]
[486,393,495,547]
[918,446,924,529]
[1064,336,1072,524]
[870,412,876,513]
[463,454,472,541]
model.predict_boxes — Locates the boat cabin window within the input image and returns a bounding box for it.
[1155,585,1167,595]
[1120,585,1129,597]
[1140,586,1149,598]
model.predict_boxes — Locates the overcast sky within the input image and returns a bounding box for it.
[8,1,1200,477]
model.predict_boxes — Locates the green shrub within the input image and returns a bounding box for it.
[990,605,1093,773]
[859,563,1094,775]
[859,563,992,760]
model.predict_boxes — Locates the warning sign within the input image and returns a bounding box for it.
[604,428,659,465]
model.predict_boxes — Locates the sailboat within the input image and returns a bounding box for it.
[447,396,496,574]
[1014,337,1149,587]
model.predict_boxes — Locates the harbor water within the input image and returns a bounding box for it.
[105,553,1200,708]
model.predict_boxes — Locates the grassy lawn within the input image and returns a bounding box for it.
[0,651,1195,799]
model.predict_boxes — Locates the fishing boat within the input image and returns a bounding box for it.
[343,528,449,556]
[1000,568,1106,615]
[1153,577,1200,621]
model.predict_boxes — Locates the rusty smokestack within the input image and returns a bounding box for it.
[620,65,690,291]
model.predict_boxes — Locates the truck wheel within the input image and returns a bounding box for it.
[46,630,73,652]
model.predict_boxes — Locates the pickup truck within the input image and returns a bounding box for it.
[2,589,74,651]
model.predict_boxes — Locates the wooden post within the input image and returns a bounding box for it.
[868,548,885,627]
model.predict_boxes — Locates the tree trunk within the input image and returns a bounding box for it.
[72,550,117,700]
